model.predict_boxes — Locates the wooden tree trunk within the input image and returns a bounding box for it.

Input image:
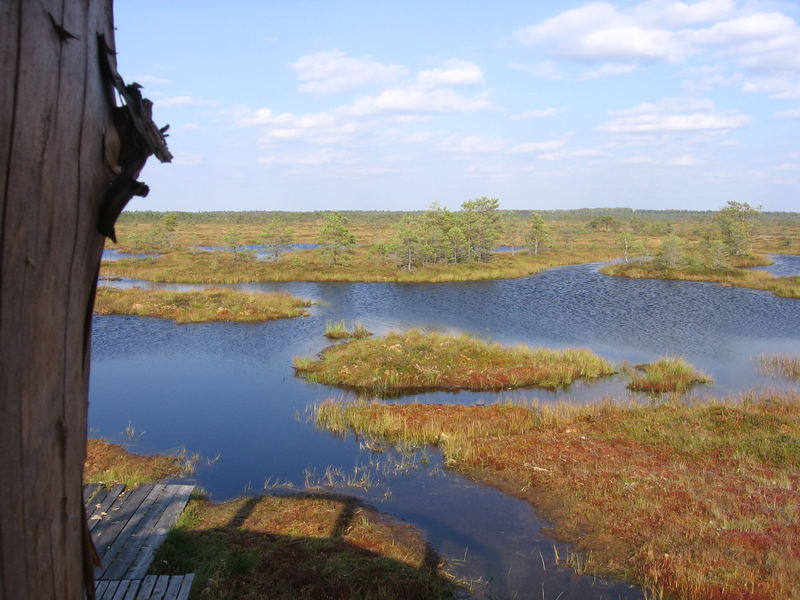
[1,2,169,598]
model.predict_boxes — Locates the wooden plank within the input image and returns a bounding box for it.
[92,484,153,558]
[95,581,109,597]
[88,484,126,531]
[110,580,130,600]
[83,483,102,503]
[151,575,170,600]
[162,576,183,600]
[101,580,119,599]
[123,485,193,579]
[175,574,194,600]
[122,580,141,600]
[101,484,177,579]
[136,575,157,599]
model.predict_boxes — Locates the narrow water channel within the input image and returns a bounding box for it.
[90,256,800,598]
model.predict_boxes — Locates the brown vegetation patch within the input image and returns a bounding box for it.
[316,392,800,599]
[84,439,192,487]
[294,330,616,395]
[150,493,458,599]
[94,287,314,323]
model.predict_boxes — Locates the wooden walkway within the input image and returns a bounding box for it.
[83,483,195,599]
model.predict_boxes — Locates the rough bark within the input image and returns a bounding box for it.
[0,2,169,598]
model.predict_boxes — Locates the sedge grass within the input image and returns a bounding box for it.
[627,357,713,393]
[601,260,800,299]
[759,354,800,381]
[83,439,196,488]
[316,391,800,600]
[324,320,373,339]
[150,492,458,599]
[294,330,617,394]
[94,287,314,323]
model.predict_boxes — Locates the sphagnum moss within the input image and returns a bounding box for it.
[294,329,616,394]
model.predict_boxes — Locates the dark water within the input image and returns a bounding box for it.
[90,257,800,599]
[751,253,800,277]
[101,248,160,261]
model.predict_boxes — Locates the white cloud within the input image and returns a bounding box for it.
[515,2,695,63]
[516,2,800,74]
[668,153,699,165]
[418,59,484,87]
[509,136,571,153]
[510,108,564,120]
[578,62,638,80]
[135,74,173,86]
[741,76,800,99]
[292,50,408,95]
[536,148,607,160]
[601,97,750,133]
[181,123,202,130]
[775,107,800,118]
[349,86,491,116]
[435,135,506,154]
[157,96,218,108]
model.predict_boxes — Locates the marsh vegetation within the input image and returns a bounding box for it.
[94,287,314,323]
[293,330,617,394]
[316,391,800,600]
[626,357,713,393]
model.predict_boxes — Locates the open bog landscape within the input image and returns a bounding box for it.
[89,209,800,599]
[79,2,800,598]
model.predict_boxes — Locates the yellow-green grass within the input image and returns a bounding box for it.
[84,439,195,488]
[627,357,713,393]
[316,391,800,600]
[94,287,314,323]
[601,260,800,299]
[150,492,458,599]
[760,354,800,381]
[324,320,373,339]
[100,246,623,284]
[293,330,616,395]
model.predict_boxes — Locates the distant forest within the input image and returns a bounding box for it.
[119,207,800,225]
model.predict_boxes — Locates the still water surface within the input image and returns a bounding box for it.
[90,255,800,599]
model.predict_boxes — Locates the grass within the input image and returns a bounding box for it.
[627,357,713,393]
[94,287,314,323]
[316,391,800,600]
[83,439,196,487]
[149,492,458,599]
[760,354,800,381]
[324,320,373,339]
[100,245,623,284]
[601,259,800,299]
[293,329,617,395]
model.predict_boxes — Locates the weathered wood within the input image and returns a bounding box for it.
[0,2,169,596]
[110,579,131,600]
[124,485,193,579]
[151,575,171,599]
[88,483,127,531]
[92,484,152,554]
[96,484,167,572]
[176,574,194,600]
[123,580,142,600]
[104,485,180,580]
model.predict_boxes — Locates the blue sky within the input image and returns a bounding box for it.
[115,1,800,212]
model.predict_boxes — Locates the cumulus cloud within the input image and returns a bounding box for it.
[509,136,571,153]
[578,62,638,80]
[515,1,800,74]
[601,97,750,133]
[157,96,218,108]
[775,107,800,118]
[292,50,408,95]
[510,108,564,120]
[417,59,484,87]
[741,76,800,99]
[349,86,491,116]
[435,135,506,153]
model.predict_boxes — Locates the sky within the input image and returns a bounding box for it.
[115,1,800,212]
